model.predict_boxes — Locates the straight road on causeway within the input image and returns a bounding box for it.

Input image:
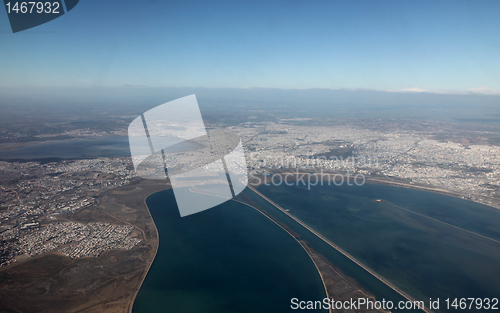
[248,185,431,313]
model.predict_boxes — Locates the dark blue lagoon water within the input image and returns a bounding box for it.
[0,136,203,161]
[0,136,131,160]
[132,189,327,313]
[256,183,500,313]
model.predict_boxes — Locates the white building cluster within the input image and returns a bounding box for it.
[234,121,500,208]
[0,221,140,267]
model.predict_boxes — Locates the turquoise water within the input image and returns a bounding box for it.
[256,183,500,312]
[132,189,328,313]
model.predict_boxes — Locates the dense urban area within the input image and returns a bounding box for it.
[0,158,139,267]
[1,119,500,267]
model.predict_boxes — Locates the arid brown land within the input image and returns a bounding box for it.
[0,179,167,313]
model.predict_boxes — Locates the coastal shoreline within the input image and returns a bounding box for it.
[126,172,499,313]
[127,188,164,313]
[250,171,500,210]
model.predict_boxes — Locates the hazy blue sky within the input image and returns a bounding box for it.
[1,0,499,93]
